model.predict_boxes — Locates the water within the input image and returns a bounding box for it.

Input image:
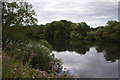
[48,39,120,78]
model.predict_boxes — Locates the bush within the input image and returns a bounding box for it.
[70,31,77,39]
[86,32,96,40]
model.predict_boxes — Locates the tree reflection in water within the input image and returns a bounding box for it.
[48,39,120,62]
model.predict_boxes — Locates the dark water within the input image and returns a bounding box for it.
[48,39,120,78]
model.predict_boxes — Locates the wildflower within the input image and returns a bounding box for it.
[40,71,46,76]
[14,68,17,71]
[14,68,18,72]
[42,72,46,76]
[18,67,20,70]
[37,70,42,73]
[54,72,57,75]
[53,65,57,71]
[30,52,36,60]
[49,61,54,64]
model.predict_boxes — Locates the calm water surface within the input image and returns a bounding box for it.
[48,39,120,78]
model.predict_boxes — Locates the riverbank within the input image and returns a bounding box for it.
[2,51,77,79]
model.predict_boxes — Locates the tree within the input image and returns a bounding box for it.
[2,1,38,27]
[86,31,96,40]
[105,20,119,42]
[70,30,77,39]
[77,22,90,36]
[54,21,65,38]
[96,28,104,37]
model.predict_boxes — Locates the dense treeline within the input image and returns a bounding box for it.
[2,1,120,78]
[44,20,90,40]
[33,20,120,42]
[3,20,120,43]
[2,2,120,42]
[87,21,120,42]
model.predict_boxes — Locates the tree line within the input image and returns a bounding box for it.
[2,2,120,42]
[2,1,120,78]
[30,20,120,42]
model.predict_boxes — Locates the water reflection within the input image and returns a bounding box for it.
[48,39,120,62]
[48,39,120,78]
[49,39,91,54]
[95,42,120,62]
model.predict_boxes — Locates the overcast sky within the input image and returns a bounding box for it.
[27,0,119,28]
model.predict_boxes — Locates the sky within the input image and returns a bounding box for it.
[27,0,119,28]
[53,47,118,78]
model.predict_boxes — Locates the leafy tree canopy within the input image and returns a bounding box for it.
[2,1,38,27]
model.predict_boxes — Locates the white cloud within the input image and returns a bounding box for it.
[27,0,119,2]
[27,0,118,27]
[52,47,118,78]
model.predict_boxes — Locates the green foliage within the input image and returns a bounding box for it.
[2,2,38,27]
[69,22,90,40]
[54,30,61,38]
[77,22,90,36]
[76,34,84,40]
[28,41,53,70]
[106,20,118,32]
[44,21,67,39]
[70,31,77,39]
[3,53,71,78]
[85,20,120,42]
[86,32,96,40]
[109,33,118,41]
[3,38,62,72]
[95,42,120,62]
[2,1,80,78]
[95,28,105,41]
[27,19,120,42]
[2,1,120,78]
[2,1,120,43]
